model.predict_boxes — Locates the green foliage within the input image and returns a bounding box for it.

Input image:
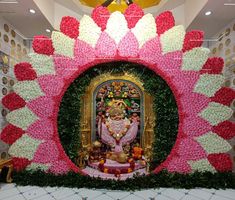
[58,61,178,168]
[13,170,235,190]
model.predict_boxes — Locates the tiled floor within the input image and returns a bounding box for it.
[0,184,235,200]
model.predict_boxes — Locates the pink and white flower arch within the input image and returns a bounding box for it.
[1,4,235,175]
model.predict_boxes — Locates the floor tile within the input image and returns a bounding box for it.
[182,195,204,200]
[50,188,75,199]
[122,194,145,200]
[1,184,235,200]
[79,188,103,200]
[151,195,172,200]
[106,191,131,199]
[4,194,26,200]
[17,185,38,193]
[62,194,83,200]
[22,188,48,200]
[94,194,114,200]
[189,189,213,200]
[134,189,158,200]
[210,195,234,200]
[215,189,235,200]
[161,188,186,200]
[0,183,16,191]
[0,188,21,199]
[44,186,58,193]
[34,194,56,200]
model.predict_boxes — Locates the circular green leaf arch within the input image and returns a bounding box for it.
[58,61,179,169]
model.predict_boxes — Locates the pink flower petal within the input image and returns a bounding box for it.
[181,93,210,115]
[33,140,59,163]
[124,3,144,29]
[156,11,175,35]
[92,6,110,31]
[74,39,96,66]
[183,116,212,137]
[95,32,117,58]
[38,75,64,97]
[118,31,139,57]
[177,138,207,160]
[183,30,204,52]
[27,96,54,118]
[139,37,161,64]
[48,160,70,174]
[201,57,224,74]
[166,157,191,173]
[27,119,54,140]
[54,56,79,79]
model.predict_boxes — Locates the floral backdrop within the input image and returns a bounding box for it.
[0,4,234,175]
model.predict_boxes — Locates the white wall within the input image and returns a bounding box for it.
[0,17,30,159]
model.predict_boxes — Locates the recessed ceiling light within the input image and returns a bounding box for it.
[205,11,212,16]
[29,9,36,14]
[0,0,18,3]
[224,3,235,5]
[46,29,51,33]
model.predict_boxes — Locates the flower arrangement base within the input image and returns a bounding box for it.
[83,166,147,180]
[83,159,147,180]
[89,159,145,171]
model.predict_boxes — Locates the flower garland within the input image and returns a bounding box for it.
[1,4,233,180]
[98,158,136,177]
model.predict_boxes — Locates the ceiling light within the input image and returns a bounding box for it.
[46,29,51,33]
[224,3,235,5]
[0,0,18,3]
[29,9,36,14]
[205,11,212,16]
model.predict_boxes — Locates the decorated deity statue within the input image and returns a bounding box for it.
[98,99,139,156]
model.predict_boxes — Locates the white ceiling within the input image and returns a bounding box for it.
[187,0,235,39]
[0,0,234,40]
[0,0,53,39]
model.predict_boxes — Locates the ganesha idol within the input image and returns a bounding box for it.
[98,105,139,163]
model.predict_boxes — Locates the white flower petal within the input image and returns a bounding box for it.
[79,15,101,48]
[6,107,38,130]
[26,163,50,171]
[30,53,55,76]
[182,47,210,71]
[13,80,44,102]
[194,74,224,97]
[52,31,75,58]
[188,159,216,173]
[160,25,185,54]
[105,11,129,44]
[199,102,233,126]
[8,134,41,160]
[196,132,232,154]
[131,14,157,48]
